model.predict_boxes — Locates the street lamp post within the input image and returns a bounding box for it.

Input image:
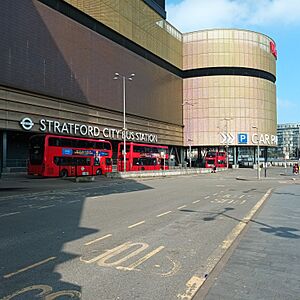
[252,125,260,180]
[182,100,194,168]
[224,117,232,169]
[114,72,135,173]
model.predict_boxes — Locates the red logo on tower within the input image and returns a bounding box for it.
[270,41,277,59]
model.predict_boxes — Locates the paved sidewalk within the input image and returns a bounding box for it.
[196,184,300,300]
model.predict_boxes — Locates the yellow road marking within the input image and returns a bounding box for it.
[157,211,172,217]
[177,188,272,300]
[118,246,165,271]
[0,212,20,218]
[3,257,56,279]
[192,200,200,204]
[204,196,210,199]
[84,234,112,246]
[177,205,187,209]
[177,276,205,300]
[128,221,145,228]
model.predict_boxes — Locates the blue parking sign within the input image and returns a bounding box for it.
[238,133,248,144]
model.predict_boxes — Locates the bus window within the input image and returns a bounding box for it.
[94,157,100,166]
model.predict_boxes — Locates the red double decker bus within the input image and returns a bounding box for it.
[28,134,112,177]
[117,142,169,172]
[205,151,227,168]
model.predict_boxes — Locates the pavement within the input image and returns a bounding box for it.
[194,179,300,299]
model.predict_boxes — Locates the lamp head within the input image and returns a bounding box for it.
[128,73,135,81]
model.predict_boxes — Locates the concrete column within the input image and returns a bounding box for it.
[233,146,237,166]
[2,131,7,170]
[180,147,185,165]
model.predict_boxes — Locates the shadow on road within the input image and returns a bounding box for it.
[0,175,152,298]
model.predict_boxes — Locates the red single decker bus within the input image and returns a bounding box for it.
[28,134,113,177]
[205,151,227,168]
[117,142,169,172]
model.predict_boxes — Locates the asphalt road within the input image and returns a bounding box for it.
[0,168,297,299]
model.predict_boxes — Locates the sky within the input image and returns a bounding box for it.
[165,0,300,124]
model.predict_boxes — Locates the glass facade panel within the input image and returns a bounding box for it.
[65,0,182,68]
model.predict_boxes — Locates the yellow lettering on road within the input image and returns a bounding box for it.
[97,242,148,267]
[81,241,165,272]
[119,246,165,271]
[0,284,81,300]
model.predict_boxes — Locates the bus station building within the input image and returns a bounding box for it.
[0,0,277,173]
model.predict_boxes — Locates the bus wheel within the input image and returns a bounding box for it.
[96,169,102,175]
[60,169,68,178]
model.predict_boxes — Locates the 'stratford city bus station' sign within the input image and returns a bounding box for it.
[19,117,158,143]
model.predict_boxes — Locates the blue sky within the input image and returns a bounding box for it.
[166,0,300,124]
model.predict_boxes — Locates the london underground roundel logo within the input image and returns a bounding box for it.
[20,117,34,131]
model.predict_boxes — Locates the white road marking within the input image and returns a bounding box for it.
[177,205,187,209]
[239,195,245,199]
[84,234,112,246]
[38,205,55,210]
[192,200,200,204]
[213,193,218,196]
[157,211,172,217]
[0,212,21,218]
[128,221,145,228]
[3,257,56,279]
[204,196,210,199]
[68,200,81,204]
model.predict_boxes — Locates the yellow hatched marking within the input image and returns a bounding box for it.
[128,221,145,228]
[157,211,172,217]
[84,234,112,246]
[3,257,56,279]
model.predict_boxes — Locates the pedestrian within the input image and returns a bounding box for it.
[293,163,299,175]
[211,164,216,173]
